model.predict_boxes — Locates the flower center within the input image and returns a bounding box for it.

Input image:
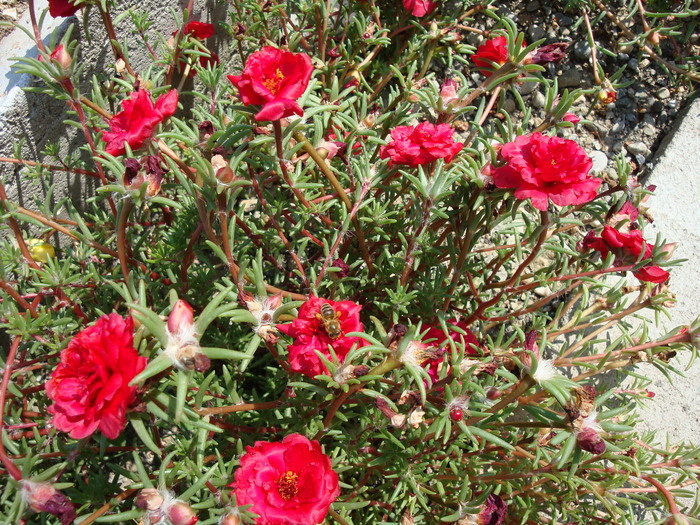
[276,471,299,501]
[263,68,285,95]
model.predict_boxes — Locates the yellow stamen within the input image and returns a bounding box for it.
[276,471,299,501]
[263,68,285,95]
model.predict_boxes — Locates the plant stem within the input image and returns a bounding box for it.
[0,337,24,481]
[116,199,135,280]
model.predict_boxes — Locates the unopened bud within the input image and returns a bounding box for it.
[665,514,691,525]
[135,488,164,511]
[486,387,502,400]
[647,31,661,46]
[51,44,72,70]
[167,501,198,525]
[168,300,194,335]
[212,154,235,184]
[220,510,242,525]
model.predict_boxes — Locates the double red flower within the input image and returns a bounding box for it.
[228,46,313,121]
[230,433,340,525]
[45,314,147,439]
[102,88,179,157]
[276,296,368,378]
[380,122,463,167]
[492,132,600,210]
[582,226,670,283]
[48,0,81,17]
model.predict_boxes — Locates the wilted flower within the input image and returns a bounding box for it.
[276,296,369,377]
[581,226,670,283]
[21,481,77,525]
[211,154,235,184]
[492,132,600,211]
[228,46,313,121]
[230,434,339,525]
[103,88,179,157]
[380,122,464,167]
[526,42,569,65]
[458,493,508,525]
[575,412,606,454]
[403,0,438,17]
[45,314,147,439]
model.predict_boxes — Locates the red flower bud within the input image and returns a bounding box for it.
[168,299,194,335]
[486,387,502,400]
[211,154,235,184]
[167,501,198,525]
[50,44,73,70]
[576,426,606,454]
[450,407,463,421]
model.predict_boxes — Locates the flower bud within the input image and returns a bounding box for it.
[135,488,164,511]
[50,44,73,71]
[220,510,242,525]
[525,42,569,65]
[168,300,194,335]
[331,258,350,278]
[167,501,198,525]
[576,425,606,454]
[439,78,460,110]
[21,481,77,525]
[199,120,215,142]
[665,513,691,525]
[212,154,235,184]
[562,113,580,125]
[486,387,501,400]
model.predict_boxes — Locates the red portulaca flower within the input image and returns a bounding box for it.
[230,433,340,525]
[380,122,463,167]
[48,0,81,17]
[492,132,600,211]
[582,226,670,283]
[471,36,512,77]
[45,314,148,439]
[421,319,480,384]
[183,21,215,39]
[103,88,179,157]
[403,0,438,17]
[228,46,313,122]
[276,296,368,378]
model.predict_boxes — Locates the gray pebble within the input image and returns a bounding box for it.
[555,14,574,26]
[589,151,608,173]
[612,122,625,134]
[517,81,538,95]
[642,124,655,137]
[656,87,671,100]
[573,41,592,60]
[626,142,650,156]
[651,101,664,114]
[557,67,582,88]
[501,98,516,113]
[628,59,639,70]
[635,154,647,166]
[529,24,546,41]
[526,1,540,12]
[617,53,629,62]
[532,91,546,108]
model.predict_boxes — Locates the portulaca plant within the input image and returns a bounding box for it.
[1,0,699,524]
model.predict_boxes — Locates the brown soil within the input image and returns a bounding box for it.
[0,0,28,41]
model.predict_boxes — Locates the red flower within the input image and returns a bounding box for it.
[582,226,670,283]
[276,296,368,378]
[228,46,313,122]
[183,21,215,39]
[421,320,480,383]
[403,0,438,17]
[471,36,512,77]
[380,122,463,167]
[102,88,178,157]
[45,314,147,439]
[492,132,600,210]
[48,0,81,17]
[230,434,340,525]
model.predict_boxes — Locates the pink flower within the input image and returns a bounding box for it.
[403,0,438,17]
[48,0,81,17]
[228,46,313,121]
[492,132,600,210]
[582,226,670,283]
[276,296,368,377]
[45,314,148,439]
[102,88,179,157]
[562,113,580,125]
[380,122,463,167]
[230,434,340,525]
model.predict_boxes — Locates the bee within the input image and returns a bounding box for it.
[317,302,342,340]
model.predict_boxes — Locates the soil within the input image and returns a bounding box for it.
[0,0,26,41]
